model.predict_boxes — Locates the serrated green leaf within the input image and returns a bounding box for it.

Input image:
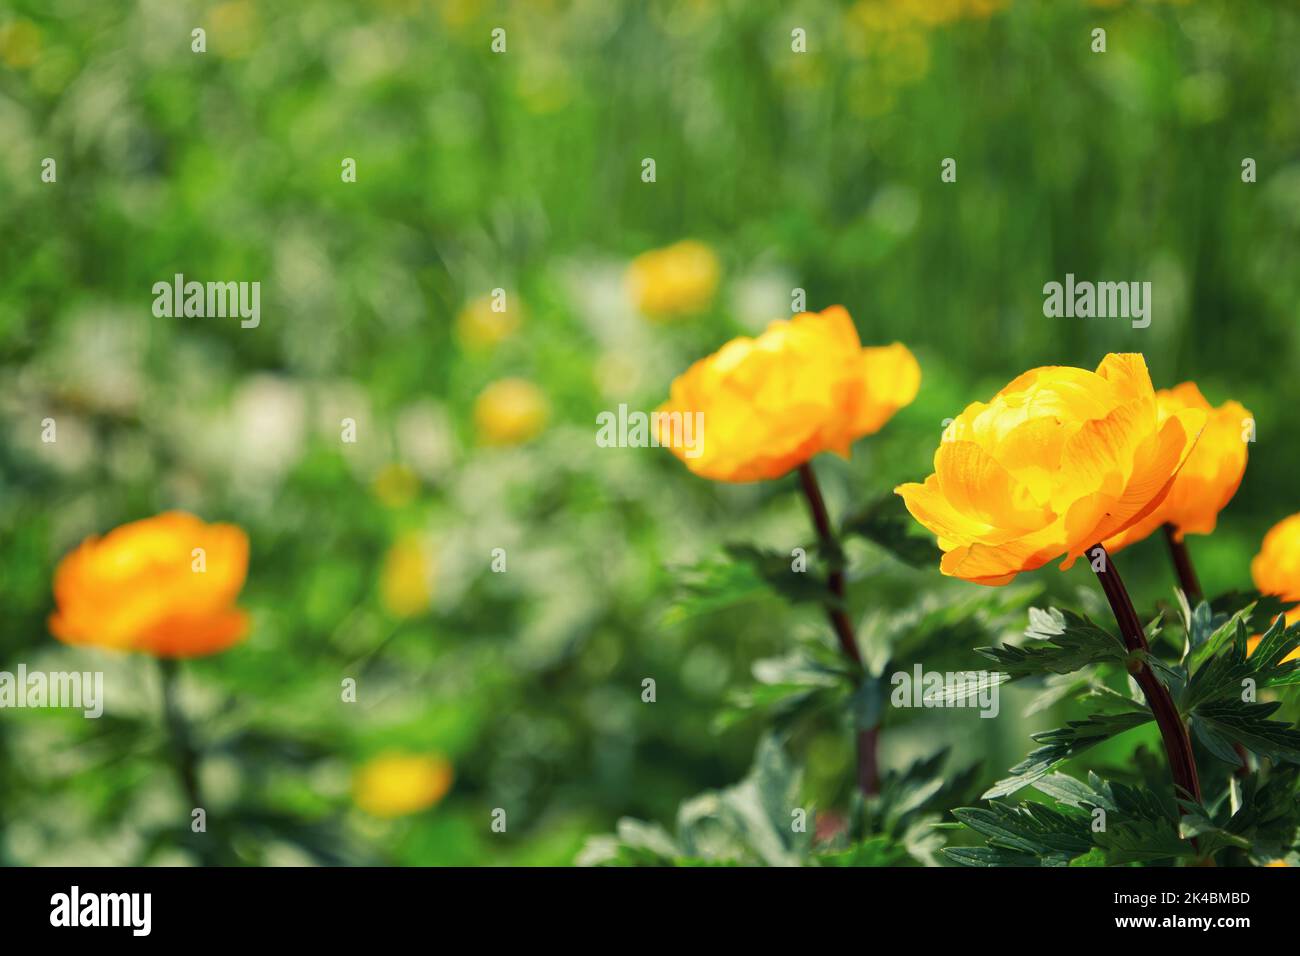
[983,709,1153,799]
[977,607,1126,679]
[1193,699,1300,764]
[943,846,1042,867]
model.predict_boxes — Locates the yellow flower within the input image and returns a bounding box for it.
[210,1,258,59]
[1248,514,1300,663]
[353,753,453,818]
[473,378,549,445]
[896,354,1205,586]
[0,19,41,69]
[380,532,434,617]
[1104,383,1251,551]
[371,463,420,509]
[49,512,249,658]
[657,305,920,482]
[626,240,720,319]
[1251,513,1300,611]
[455,293,521,350]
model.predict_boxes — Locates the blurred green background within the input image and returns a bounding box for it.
[1,0,1298,864]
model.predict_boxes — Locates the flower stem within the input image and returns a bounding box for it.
[1090,544,1203,810]
[158,658,211,859]
[1162,524,1203,604]
[1160,526,1249,775]
[797,463,878,797]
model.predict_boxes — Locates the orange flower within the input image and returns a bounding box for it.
[896,354,1205,585]
[353,753,453,818]
[49,512,250,657]
[1252,513,1300,610]
[657,305,920,482]
[1249,513,1300,659]
[1104,383,1250,551]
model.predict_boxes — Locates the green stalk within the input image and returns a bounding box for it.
[158,658,218,865]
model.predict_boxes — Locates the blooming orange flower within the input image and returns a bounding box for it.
[896,354,1205,585]
[1249,513,1300,664]
[657,305,920,482]
[1251,513,1300,611]
[353,753,454,818]
[1104,383,1251,552]
[49,512,250,657]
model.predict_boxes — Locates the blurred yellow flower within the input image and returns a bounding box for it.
[626,240,720,319]
[848,0,1005,38]
[437,0,486,30]
[0,18,41,69]
[964,0,1011,16]
[353,753,453,818]
[658,306,920,482]
[211,1,258,59]
[1104,383,1251,551]
[371,463,421,509]
[900,0,965,26]
[474,378,549,445]
[49,512,250,658]
[380,532,435,617]
[455,293,522,350]
[896,354,1205,586]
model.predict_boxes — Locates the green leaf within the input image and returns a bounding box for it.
[816,836,916,867]
[952,772,1194,867]
[1188,602,1256,672]
[614,819,681,858]
[1221,764,1300,861]
[1193,699,1300,764]
[723,543,838,607]
[1244,614,1300,687]
[1209,590,1297,624]
[579,736,814,867]
[1191,714,1248,766]
[1031,772,1117,812]
[1068,847,1110,867]
[876,748,983,837]
[663,555,771,624]
[983,709,1153,799]
[976,607,1127,678]
[839,493,942,568]
[943,846,1042,867]
[664,542,845,625]
[950,803,1091,861]
[1183,612,1300,711]
[713,645,851,731]
[675,735,810,866]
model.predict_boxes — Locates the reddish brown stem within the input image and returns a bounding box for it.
[1159,527,1249,775]
[797,463,877,796]
[1091,544,1203,809]
[1163,524,1203,605]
